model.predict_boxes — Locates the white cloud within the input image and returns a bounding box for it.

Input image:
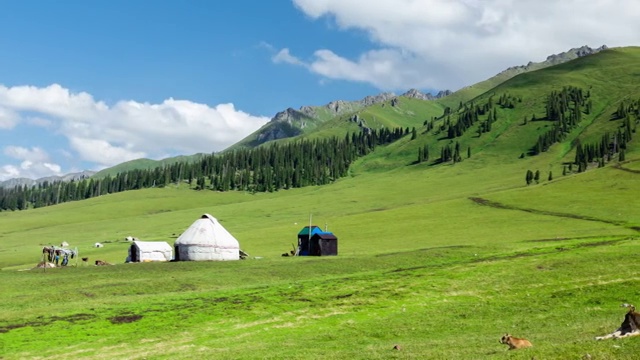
[26,116,54,128]
[0,84,106,120]
[1,146,63,180]
[273,48,306,67]
[68,137,147,167]
[0,107,20,129]
[0,84,270,180]
[309,48,439,89]
[289,0,640,90]
[5,146,51,162]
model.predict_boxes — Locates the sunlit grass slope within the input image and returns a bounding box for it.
[1,150,639,359]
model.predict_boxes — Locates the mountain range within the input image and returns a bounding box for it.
[0,44,608,189]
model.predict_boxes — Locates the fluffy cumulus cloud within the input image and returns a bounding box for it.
[0,106,20,129]
[1,146,62,180]
[0,84,269,180]
[287,0,640,91]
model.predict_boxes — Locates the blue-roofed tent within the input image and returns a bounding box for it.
[297,226,338,256]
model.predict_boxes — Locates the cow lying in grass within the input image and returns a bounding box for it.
[596,304,640,340]
[499,334,532,350]
[94,260,111,266]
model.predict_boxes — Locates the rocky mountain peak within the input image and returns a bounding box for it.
[271,107,312,124]
[0,170,96,189]
[402,89,452,100]
[545,44,608,63]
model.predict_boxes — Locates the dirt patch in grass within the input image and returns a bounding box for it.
[377,245,470,257]
[109,314,143,324]
[80,291,96,298]
[525,235,611,243]
[613,163,640,174]
[577,240,624,248]
[0,313,95,333]
[0,323,28,333]
[210,296,229,303]
[179,283,198,291]
[477,239,626,264]
[335,293,354,299]
[469,197,628,228]
[51,314,95,322]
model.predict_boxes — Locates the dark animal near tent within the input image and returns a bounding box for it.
[499,334,532,350]
[596,304,640,340]
[42,246,55,262]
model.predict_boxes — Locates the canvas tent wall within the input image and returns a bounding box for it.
[297,226,337,256]
[174,214,240,261]
[297,226,323,256]
[310,232,338,256]
[128,241,173,262]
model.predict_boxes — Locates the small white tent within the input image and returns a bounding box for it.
[128,241,173,262]
[174,214,240,261]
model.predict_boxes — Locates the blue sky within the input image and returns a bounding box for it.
[0,0,638,180]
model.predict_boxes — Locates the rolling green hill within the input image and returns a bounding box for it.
[1,47,639,359]
[92,153,208,178]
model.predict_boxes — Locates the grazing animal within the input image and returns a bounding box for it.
[42,246,55,262]
[596,304,640,340]
[499,334,532,350]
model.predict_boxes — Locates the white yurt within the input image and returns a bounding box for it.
[174,214,240,261]
[128,241,173,262]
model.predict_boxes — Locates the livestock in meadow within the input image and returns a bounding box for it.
[596,304,640,340]
[499,334,532,350]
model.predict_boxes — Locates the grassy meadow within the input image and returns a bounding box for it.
[2,48,640,359]
[1,152,639,359]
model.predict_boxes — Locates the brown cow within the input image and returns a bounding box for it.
[596,304,640,340]
[499,334,532,350]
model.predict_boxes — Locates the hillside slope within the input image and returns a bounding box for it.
[350,46,640,174]
[232,45,608,151]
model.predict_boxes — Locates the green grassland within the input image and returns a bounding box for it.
[1,48,640,359]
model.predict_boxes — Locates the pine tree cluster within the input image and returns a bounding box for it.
[0,127,409,211]
[532,86,588,154]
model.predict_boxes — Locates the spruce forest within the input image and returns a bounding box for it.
[0,128,409,210]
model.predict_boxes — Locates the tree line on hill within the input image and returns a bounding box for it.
[572,100,636,172]
[444,93,519,140]
[0,127,410,211]
[525,91,638,184]
[531,86,589,155]
[416,92,519,165]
